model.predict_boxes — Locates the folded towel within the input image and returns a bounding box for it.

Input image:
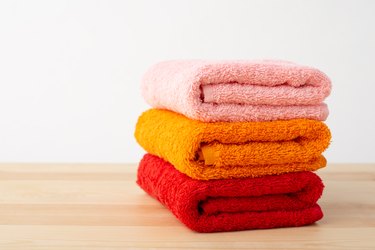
[135,109,331,180]
[137,154,324,233]
[142,60,331,122]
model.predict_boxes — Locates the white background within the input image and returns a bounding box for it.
[0,0,374,163]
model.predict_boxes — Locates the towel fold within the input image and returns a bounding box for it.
[135,109,331,180]
[137,154,324,233]
[142,60,331,122]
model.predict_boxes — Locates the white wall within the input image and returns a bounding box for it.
[0,0,374,163]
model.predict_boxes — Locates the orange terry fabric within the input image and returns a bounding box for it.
[135,109,331,180]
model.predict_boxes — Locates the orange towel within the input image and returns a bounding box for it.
[135,109,331,180]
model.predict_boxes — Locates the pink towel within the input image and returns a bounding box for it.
[142,60,331,122]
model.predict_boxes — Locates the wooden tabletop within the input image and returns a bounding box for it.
[0,163,374,249]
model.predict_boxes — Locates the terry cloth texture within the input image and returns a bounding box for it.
[134,109,331,180]
[137,154,324,233]
[141,60,331,122]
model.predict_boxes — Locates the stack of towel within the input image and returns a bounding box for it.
[135,60,331,233]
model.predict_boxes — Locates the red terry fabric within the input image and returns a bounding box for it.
[137,154,324,233]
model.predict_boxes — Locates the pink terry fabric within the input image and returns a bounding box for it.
[141,60,331,122]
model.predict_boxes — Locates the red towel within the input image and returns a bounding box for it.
[137,154,324,233]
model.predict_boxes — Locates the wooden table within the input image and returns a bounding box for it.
[0,163,374,249]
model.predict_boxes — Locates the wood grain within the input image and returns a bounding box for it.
[0,163,374,249]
